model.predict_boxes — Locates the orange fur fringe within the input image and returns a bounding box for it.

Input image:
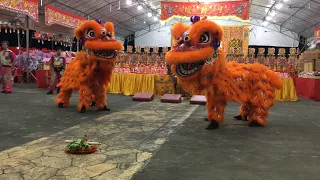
[166,19,282,126]
[56,20,123,111]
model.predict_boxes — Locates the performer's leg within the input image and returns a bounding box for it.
[246,80,274,127]
[205,88,227,130]
[93,85,110,111]
[77,85,94,113]
[47,71,59,94]
[56,88,73,108]
[1,67,6,92]
[1,67,13,93]
[56,73,62,94]
[247,105,268,127]
[234,103,249,121]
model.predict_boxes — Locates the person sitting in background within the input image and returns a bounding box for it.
[47,48,66,94]
[0,41,16,94]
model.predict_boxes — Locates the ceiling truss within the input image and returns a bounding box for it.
[38,0,320,40]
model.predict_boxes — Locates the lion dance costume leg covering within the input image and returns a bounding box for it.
[55,19,123,113]
[165,16,282,130]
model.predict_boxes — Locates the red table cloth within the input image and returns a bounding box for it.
[36,70,51,89]
[293,77,320,101]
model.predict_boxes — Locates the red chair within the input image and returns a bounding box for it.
[15,68,24,84]
[8,47,19,55]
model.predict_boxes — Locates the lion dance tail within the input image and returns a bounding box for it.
[266,70,282,90]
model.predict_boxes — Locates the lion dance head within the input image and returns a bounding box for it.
[165,16,224,81]
[75,19,123,62]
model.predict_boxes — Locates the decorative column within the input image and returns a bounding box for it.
[257,48,265,64]
[247,48,255,64]
[25,15,30,83]
[287,48,297,75]
[277,48,287,72]
[266,48,275,70]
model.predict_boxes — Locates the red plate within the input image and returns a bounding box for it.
[64,146,97,154]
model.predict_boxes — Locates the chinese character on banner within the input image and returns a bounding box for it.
[45,5,85,29]
[161,0,250,22]
[0,0,39,22]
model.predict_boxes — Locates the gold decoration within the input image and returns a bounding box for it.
[144,47,150,54]
[135,46,141,53]
[153,47,159,53]
[127,46,133,53]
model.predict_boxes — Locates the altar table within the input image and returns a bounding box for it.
[108,73,174,96]
[275,78,297,101]
[293,77,320,101]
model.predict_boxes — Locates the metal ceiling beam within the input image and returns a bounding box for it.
[104,0,163,29]
[311,0,320,5]
[298,20,320,34]
[261,0,278,22]
[91,0,156,31]
[52,1,135,33]
[85,4,111,16]
[251,4,314,25]
[59,0,152,33]
[134,17,301,41]
[115,31,129,37]
[84,0,121,17]
[55,0,158,37]
[109,1,156,27]
[114,13,148,27]
[250,12,306,34]
[43,0,58,6]
[71,0,93,10]
[102,0,152,27]
[137,0,160,16]
[280,0,312,27]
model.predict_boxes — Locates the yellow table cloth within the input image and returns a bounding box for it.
[108,73,155,96]
[275,78,297,101]
[108,74,297,101]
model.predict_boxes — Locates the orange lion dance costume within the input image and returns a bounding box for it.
[166,16,282,130]
[56,19,123,113]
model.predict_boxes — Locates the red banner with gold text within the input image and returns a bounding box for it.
[45,5,85,29]
[0,0,39,22]
[315,27,320,42]
[161,0,249,22]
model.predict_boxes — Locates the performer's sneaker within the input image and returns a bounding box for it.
[206,120,219,130]
[47,91,53,94]
[1,91,5,93]
[248,121,264,127]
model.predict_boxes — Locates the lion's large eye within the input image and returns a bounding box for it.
[85,29,95,38]
[199,32,210,44]
[176,37,183,44]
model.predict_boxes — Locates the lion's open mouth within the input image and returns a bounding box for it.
[176,61,205,77]
[94,50,116,59]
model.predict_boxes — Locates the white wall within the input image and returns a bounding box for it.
[135,17,299,48]
[115,37,124,44]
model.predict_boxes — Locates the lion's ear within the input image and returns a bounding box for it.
[75,20,100,40]
[104,22,115,37]
[75,27,83,40]
[171,22,189,40]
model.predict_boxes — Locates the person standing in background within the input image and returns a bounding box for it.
[0,41,16,94]
[47,48,66,94]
